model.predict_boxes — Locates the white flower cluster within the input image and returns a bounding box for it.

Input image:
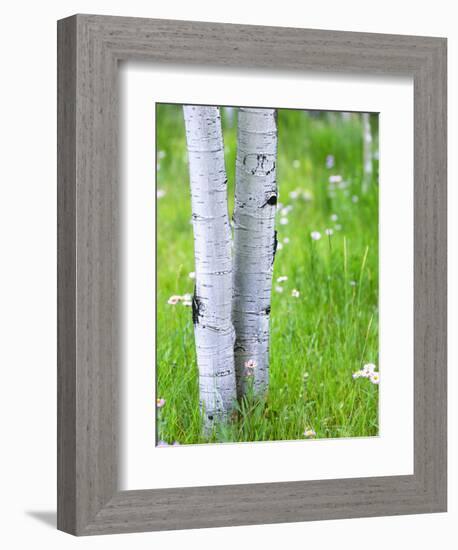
[352,363,380,385]
[167,293,193,307]
[327,174,352,199]
[278,204,293,226]
[326,154,335,169]
[287,188,313,202]
[275,275,287,293]
[329,174,343,184]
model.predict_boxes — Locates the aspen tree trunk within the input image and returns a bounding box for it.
[232,107,278,399]
[183,105,237,428]
[362,112,373,193]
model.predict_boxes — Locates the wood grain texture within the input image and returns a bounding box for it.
[57,16,77,534]
[57,14,447,535]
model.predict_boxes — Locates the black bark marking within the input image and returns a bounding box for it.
[243,153,276,176]
[192,290,202,325]
[272,230,278,265]
[261,192,278,208]
[264,159,275,176]
[266,194,277,205]
[264,305,271,315]
[215,369,232,377]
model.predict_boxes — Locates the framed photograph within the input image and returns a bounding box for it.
[57,14,447,535]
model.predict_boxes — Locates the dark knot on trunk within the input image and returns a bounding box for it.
[192,291,202,325]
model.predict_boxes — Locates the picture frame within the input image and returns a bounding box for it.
[57,14,447,535]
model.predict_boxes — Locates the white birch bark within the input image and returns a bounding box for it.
[232,108,278,399]
[362,112,373,193]
[183,105,237,428]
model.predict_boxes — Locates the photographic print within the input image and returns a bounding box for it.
[156,104,379,446]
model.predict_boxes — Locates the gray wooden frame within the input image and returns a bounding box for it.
[57,14,447,536]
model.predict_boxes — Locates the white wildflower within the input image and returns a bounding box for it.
[304,428,316,438]
[330,213,338,222]
[167,295,181,305]
[353,363,379,384]
[158,150,166,159]
[289,190,299,199]
[277,276,288,283]
[280,217,289,225]
[275,285,284,293]
[310,231,321,241]
[329,174,342,184]
[302,190,313,201]
[325,228,333,236]
[157,189,166,199]
[281,205,293,216]
[283,237,290,244]
[291,289,300,298]
[369,372,380,385]
[188,271,195,279]
[362,363,376,376]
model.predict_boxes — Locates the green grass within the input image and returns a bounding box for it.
[156,104,379,445]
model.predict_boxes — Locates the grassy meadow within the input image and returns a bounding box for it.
[156,104,379,445]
